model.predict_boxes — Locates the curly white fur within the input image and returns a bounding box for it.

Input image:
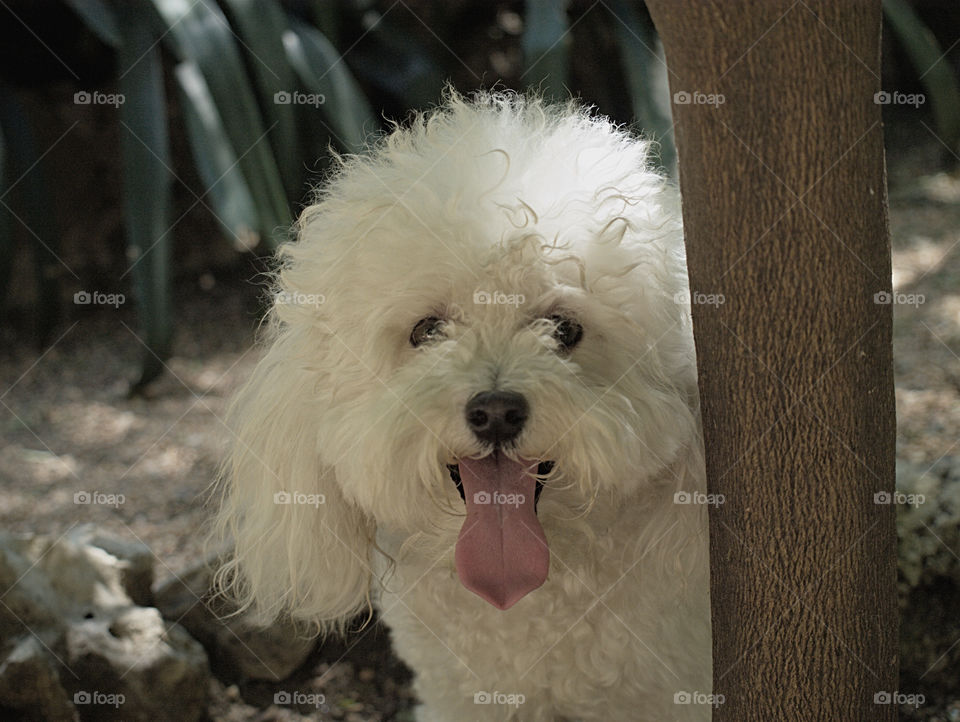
[214,90,712,721]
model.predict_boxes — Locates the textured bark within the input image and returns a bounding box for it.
[644,1,899,719]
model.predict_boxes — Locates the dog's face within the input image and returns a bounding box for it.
[218,93,700,622]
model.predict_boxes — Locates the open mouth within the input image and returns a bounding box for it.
[446,454,554,610]
[447,460,553,509]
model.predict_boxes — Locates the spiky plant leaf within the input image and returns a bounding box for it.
[220,0,302,199]
[117,2,173,391]
[0,107,11,318]
[148,0,291,247]
[0,84,61,344]
[883,0,960,153]
[522,0,571,101]
[63,0,121,47]
[284,19,376,153]
[606,0,675,172]
[174,61,260,251]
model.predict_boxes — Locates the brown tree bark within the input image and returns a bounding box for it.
[643,1,899,720]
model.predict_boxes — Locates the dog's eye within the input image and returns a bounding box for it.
[548,314,583,351]
[410,317,445,347]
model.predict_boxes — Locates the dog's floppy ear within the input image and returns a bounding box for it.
[212,332,374,633]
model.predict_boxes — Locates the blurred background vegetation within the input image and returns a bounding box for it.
[0,0,958,391]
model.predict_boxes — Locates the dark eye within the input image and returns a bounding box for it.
[410,317,445,347]
[548,314,583,351]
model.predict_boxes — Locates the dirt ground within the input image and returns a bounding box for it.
[2,114,959,719]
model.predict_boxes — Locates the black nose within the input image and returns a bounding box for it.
[465,390,529,445]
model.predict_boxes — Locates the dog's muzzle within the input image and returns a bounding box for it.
[464,390,528,446]
[446,389,555,610]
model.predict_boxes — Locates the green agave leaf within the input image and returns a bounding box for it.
[310,0,341,49]
[606,0,676,172]
[63,0,121,48]
[340,10,444,110]
[284,19,376,153]
[0,84,61,344]
[522,0,571,101]
[0,107,11,316]
[883,0,960,153]
[147,0,291,247]
[117,3,173,391]
[174,60,260,251]
[220,0,301,199]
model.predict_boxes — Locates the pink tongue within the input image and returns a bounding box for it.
[454,455,549,610]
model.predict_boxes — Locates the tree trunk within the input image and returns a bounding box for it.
[643,2,899,719]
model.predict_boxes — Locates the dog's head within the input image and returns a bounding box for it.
[215,91,700,627]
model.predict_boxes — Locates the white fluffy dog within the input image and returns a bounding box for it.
[215,90,711,721]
